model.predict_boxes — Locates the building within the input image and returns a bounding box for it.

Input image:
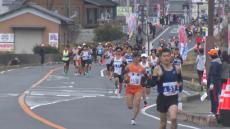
[0,0,9,14]
[23,0,118,28]
[0,3,74,54]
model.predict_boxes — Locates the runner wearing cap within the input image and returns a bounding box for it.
[207,48,222,116]
[110,47,127,95]
[124,51,145,125]
[140,53,152,107]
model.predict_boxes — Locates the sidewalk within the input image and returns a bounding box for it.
[179,80,224,127]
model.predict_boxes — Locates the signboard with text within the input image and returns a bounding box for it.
[49,33,58,48]
[0,33,14,42]
[117,6,132,16]
[0,43,14,51]
[0,33,14,52]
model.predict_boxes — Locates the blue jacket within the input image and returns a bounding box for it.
[208,58,222,94]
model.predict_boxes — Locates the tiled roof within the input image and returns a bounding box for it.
[84,0,118,7]
[0,3,74,24]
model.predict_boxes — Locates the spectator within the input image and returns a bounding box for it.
[195,48,206,89]
[39,44,45,64]
[207,49,222,116]
[221,51,230,84]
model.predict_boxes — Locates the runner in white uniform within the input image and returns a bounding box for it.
[104,47,113,80]
[111,47,126,95]
[140,53,152,107]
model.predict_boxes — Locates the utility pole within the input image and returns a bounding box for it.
[206,0,215,73]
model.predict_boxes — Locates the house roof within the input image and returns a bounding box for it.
[0,3,74,24]
[84,0,118,7]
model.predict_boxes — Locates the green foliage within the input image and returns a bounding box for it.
[94,24,124,42]
[33,45,59,54]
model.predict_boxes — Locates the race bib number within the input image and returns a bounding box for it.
[146,68,152,76]
[129,73,142,85]
[163,82,178,96]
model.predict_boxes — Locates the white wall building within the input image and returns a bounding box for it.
[191,0,208,19]
[0,0,9,14]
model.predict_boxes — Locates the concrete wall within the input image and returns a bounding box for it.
[0,54,61,66]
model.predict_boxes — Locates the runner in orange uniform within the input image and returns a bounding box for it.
[124,51,145,125]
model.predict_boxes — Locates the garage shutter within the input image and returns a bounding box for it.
[15,30,42,54]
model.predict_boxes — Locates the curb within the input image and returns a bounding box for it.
[0,62,61,72]
[178,110,218,126]
[179,80,219,126]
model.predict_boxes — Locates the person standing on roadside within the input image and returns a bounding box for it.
[39,43,45,64]
[207,49,222,116]
[221,51,230,85]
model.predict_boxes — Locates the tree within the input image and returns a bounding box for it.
[94,24,124,42]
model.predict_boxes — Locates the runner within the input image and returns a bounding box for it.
[62,45,71,75]
[73,45,81,75]
[81,44,91,76]
[124,46,133,65]
[172,48,183,68]
[104,46,113,80]
[111,47,126,95]
[97,43,104,65]
[148,49,159,69]
[151,48,183,129]
[140,53,152,107]
[124,51,145,125]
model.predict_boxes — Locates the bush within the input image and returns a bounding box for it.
[33,45,59,54]
[94,24,124,42]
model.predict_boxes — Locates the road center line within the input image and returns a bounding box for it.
[141,104,201,129]
[18,67,66,129]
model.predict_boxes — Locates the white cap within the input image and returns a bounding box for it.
[83,43,86,46]
[141,53,148,58]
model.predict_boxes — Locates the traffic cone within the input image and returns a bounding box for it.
[220,78,230,127]
[217,82,227,115]
[202,69,207,85]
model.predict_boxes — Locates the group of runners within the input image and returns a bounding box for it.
[62,43,106,76]
[62,41,184,129]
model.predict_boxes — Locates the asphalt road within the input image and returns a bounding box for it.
[0,63,227,129]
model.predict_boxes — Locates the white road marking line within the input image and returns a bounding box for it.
[68,86,74,88]
[30,97,83,110]
[7,69,16,72]
[56,94,71,97]
[70,82,75,84]
[108,91,113,94]
[7,93,19,97]
[141,104,201,129]
[30,93,45,96]
[100,68,106,77]
[0,71,5,74]
[23,67,30,69]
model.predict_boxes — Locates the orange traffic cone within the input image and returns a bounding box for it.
[217,82,227,115]
[220,78,230,127]
[202,69,207,85]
